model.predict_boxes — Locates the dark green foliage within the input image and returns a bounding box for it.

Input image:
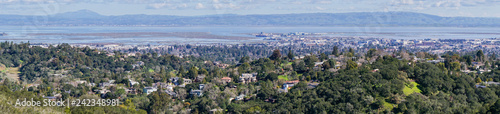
[332,46,339,56]
[269,49,281,60]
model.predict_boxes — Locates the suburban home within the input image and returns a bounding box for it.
[328,55,337,59]
[472,62,484,69]
[170,77,180,85]
[240,73,258,84]
[99,80,115,88]
[66,80,87,87]
[153,82,169,89]
[166,84,175,92]
[125,88,137,94]
[195,74,206,82]
[199,84,205,90]
[221,77,232,84]
[307,82,320,89]
[164,90,177,97]
[129,79,139,86]
[143,87,157,95]
[183,78,192,85]
[26,84,40,88]
[190,90,203,97]
[99,82,112,88]
[214,62,230,68]
[209,108,223,114]
[283,80,300,90]
[235,94,246,101]
[99,89,111,94]
[314,62,324,67]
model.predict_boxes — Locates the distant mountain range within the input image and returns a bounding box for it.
[1,10,499,27]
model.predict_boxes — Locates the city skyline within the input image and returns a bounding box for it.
[0,0,499,17]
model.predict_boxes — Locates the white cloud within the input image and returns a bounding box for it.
[147,3,168,9]
[196,3,205,9]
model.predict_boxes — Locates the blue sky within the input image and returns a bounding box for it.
[0,0,499,17]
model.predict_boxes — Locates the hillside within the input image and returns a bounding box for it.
[0,10,499,27]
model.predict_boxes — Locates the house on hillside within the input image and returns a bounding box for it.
[240,73,258,84]
[195,75,206,82]
[170,77,180,85]
[307,82,319,89]
[129,79,139,86]
[143,87,157,95]
[183,78,192,85]
[190,90,203,97]
[199,84,205,90]
[283,80,300,90]
[125,88,138,94]
[221,77,232,84]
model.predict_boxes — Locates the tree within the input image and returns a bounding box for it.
[270,49,281,60]
[178,65,185,76]
[489,99,500,113]
[319,53,328,61]
[476,77,482,83]
[187,66,198,79]
[124,99,136,112]
[124,63,133,71]
[287,49,294,60]
[304,55,318,69]
[238,62,251,74]
[199,68,208,76]
[148,91,172,114]
[462,55,473,66]
[332,46,339,56]
[239,56,250,63]
[450,62,461,71]
[348,47,354,54]
[322,59,336,69]
[477,50,484,62]
[491,52,497,60]
[486,78,493,82]
[346,60,357,70]
[367,48,377,58]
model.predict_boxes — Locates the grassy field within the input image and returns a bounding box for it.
[278,75,289,81]
[0,66,21,82]
[281,62,293,67]
[403,82,422,96]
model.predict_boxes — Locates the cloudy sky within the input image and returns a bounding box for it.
[0,0,499,17]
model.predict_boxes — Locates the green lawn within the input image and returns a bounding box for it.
[403,82,422,96]
[278,75,289,81]
[281,62,293,67]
